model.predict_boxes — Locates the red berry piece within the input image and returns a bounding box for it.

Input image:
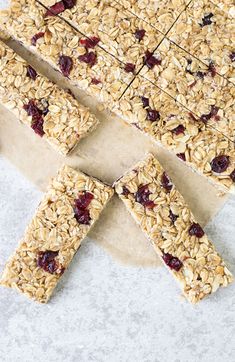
[177,153,186,161]
[80,36,100,49]
[37,250,64,274]
[59,55,73,77]
[91,78,101,85]
[23,100,45,137]
[161,172,173,192]
[78,51,97,67]
[229,52,235,62]
[63,0,76,9]
[200,13,214,27]
[144,50,161,69]
[147,109,160,122]
[189,223,205,238]
[162,253,183,271]
[124,63,136,73]
[74,207,91,225]
[169,210,178,224]
[31,32,45,46]
[211,155,230,173]
[122,186,130,196]
[26,65,37,80]
[45,1,65,16]
[135,185,155,209]
[75,192,94,209]
[134,29,146,41]
[141,97,149,108]
[74,192,94,225]
[208,62,216,77]
[171,124,185,135]
[230,169,235,182]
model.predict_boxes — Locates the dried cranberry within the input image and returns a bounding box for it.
[196,71,206,79]
[74,207,91,224]
[208,62,216,77]
[26,65,37,80]
[31,32,45,46]
[31,118,45,137]
[134,29,146,41]
[230,169,235,182]
[45,1,65,16]
[23,100,46,137]
[200,105,219,123]
[80,36,100,49]
[171,124,185,135]
[63,0,76,9]
[229,52,235,62]
[177,153,186,161]
[211,155,230,173]
[135,185,155,209]
[189,223,204,238]
[162,253,183,271]
[147,109,160,122]
[141,97,149,108]
[37,250,63,274]
[78,51,97,67]
[122,186,130,196]
[161,172,173,192]
[169,210,178,224]
[200,13,214,27]
[210,105,219,117]
[59,55,73,77]
[75,192,94,209]
[144,50,161,69]
[91,78,101,85]
[124,63,136,73]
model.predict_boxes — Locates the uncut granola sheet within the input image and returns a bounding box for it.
[114,154,233,303]
[0,0,134,104]
[0,40,99,155]
[140,38,235,142]
[39,0,164,72]
[112,76,235,194]
[0,165,114,303]
[168,0,235,82]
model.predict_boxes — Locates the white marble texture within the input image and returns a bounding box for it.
[0,156,235,362]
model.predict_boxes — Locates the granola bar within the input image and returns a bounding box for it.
[168,0,235,82]
[116,0,191,34]
[39,0,164,72]
[210,0,235,17]
[140,38,235,142]
[114,154,233,303]
[112,76,235,194]
[0,0,134,104]
[0,40,99,155]
[0,165,114,303]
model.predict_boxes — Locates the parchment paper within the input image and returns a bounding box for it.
[0,39,228,267]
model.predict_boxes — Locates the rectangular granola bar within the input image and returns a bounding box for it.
[116,0,191,34]
[140,38,235,142]
[0,165,114,303]
[112,76,235,194]
[114,154,233,303]
[39,0,164,72]
[168,0,235,82]
[0,0,134,104]
[0,40,99,155]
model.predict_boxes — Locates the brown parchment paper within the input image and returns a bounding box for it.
[0,39,228,267]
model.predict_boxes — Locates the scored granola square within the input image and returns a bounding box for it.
[0,0,134,104]
[113,76,235,194]
[116,0,191,34]
[114,154,233,303]
[168,0,235,82]
[140,38,235,142]
[40,0,164,72]
[0,165,114,303]
[0,40,99,154]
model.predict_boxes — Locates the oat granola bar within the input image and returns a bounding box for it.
[116,0,191,34]
[140,38,235,142]
[0,165,114,303]
[0,40,99,154]
[114,154,233,303]
[113,76,235,194]
[210,0,235,17]
[168,0,235,82]
[39,0,164,72]
[0,0,134,104]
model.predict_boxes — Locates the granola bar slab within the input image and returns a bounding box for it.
[140,38,235,142]
[116,0,191,34]
[0,40,99,155]
[113,77,235,194]
[168,0,235,82]
[0,165,114,303]
[114,154,233,303]
[40,0,164,72]
[0,0,134,104]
